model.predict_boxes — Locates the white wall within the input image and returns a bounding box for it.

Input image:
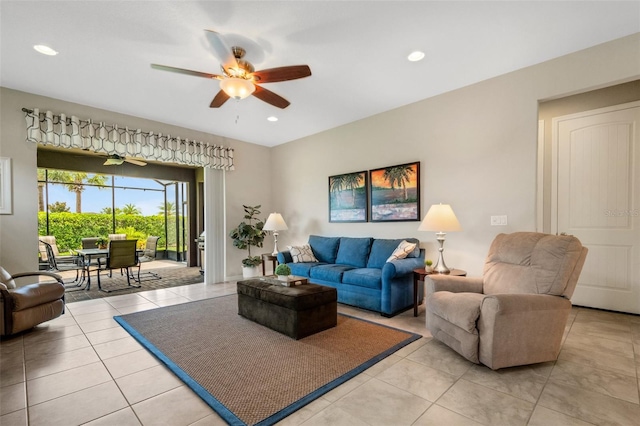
[2,34,638,280]
[271,34,640,276]
[0,88,272,279]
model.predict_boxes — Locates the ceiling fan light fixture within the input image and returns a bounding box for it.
[220,77,255,99]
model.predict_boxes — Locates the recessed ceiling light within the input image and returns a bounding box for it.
[267,116,278,122]
[33,44,58,56]
[407,51,425,62]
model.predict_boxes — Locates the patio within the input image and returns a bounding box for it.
[57,261,204,303]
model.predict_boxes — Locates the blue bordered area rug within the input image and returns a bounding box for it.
[114,294,421,426]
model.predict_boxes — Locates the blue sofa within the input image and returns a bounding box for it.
[276,235,425,316]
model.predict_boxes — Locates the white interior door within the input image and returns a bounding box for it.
[552,101,640,314]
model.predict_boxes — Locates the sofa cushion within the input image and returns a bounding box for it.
[0,266,16,289]
[288,262,323,277]
[310,264,354,282]
[366,238,420,269]
[386,240,417,262]
[342,268,382,289]
[308,235,341,264]
[335,237,373,268]
[288,245,318,263]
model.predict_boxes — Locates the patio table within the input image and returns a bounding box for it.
[76,248,143,291]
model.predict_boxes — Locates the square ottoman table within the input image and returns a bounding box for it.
[237,278,337,339]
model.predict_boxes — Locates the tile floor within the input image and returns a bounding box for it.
[1,281,640,426]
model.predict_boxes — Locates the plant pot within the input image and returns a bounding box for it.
[242,265,260,279]
[277,275,289,282]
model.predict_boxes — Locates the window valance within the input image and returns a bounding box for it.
[23,108,234,170]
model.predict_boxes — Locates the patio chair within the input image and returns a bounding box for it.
[96,239,141,292]
[39,239,85,289]
[133,236,162,282]
[108,233,127,241]
[0,266,66,336]
[81,237,100,249]
[38,236,77,263]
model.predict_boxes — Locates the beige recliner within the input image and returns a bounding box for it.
[426,232,588,370]
[0,266,66,336]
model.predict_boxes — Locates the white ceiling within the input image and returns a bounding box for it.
[1,1,638,147]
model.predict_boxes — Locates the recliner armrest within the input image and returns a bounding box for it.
[10,271,64,284]
[426,275,483,297]
[481,293,571,315]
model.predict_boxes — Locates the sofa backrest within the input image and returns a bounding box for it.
[483,232,587,297]
[335,237,373,268]
[366,238,421,269]
[308,235,341,263]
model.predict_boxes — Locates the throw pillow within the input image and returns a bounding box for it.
[0,266,17,289]
[288,245,319,263]
[386,240,417,262]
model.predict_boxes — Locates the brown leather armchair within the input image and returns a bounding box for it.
[0,267,66,336]
[426,232,588,370]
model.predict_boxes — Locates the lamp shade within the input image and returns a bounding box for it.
[418,204,462,232]
[219,77,255,99]
[263,213,288,232]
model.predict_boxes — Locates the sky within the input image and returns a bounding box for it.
[44,175,177,216]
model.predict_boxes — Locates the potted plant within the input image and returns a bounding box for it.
[274,264,291,281]
[424,259,434,273]
[95,237,109,249]
[229,205,266,278]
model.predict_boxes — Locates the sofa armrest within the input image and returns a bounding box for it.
[382,257,424,278]
[426,275,483,298]
[478,293,572,369]
[276,251,293,264]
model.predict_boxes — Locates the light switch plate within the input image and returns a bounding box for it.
[491,215,508,226]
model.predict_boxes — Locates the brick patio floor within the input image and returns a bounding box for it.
[58,260,205,303]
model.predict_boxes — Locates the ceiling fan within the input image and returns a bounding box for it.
[151,30,312,109]
[103,154,147,167]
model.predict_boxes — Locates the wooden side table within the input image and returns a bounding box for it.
[413,268,466,317]
[261,253,278,276]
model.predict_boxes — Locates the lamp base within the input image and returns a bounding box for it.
[271,232,279,256]
[433,232,451,274]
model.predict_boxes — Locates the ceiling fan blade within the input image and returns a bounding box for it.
[252,85,290,109]
[125,158,147,167]
[204,30,238,73]
[151,64,223,80]
[252,65,312,83]
[104,158,124,166]
[210,89,230,108]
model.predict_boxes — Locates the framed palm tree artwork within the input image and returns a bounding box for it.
[328,170,368,222]
[369,161,420,222]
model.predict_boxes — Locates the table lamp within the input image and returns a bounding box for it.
[418,204,462,274]
[263,213,288,256]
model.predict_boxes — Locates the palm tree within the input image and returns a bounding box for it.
[158,202,176,216]
[41,170,108,213]
[329,175,347,208]
[37,169,46,211]
[383,165,415,200]
[342,173,363,207]
[120,204,141,215]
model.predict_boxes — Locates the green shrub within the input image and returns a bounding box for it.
[38,212,168,252]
